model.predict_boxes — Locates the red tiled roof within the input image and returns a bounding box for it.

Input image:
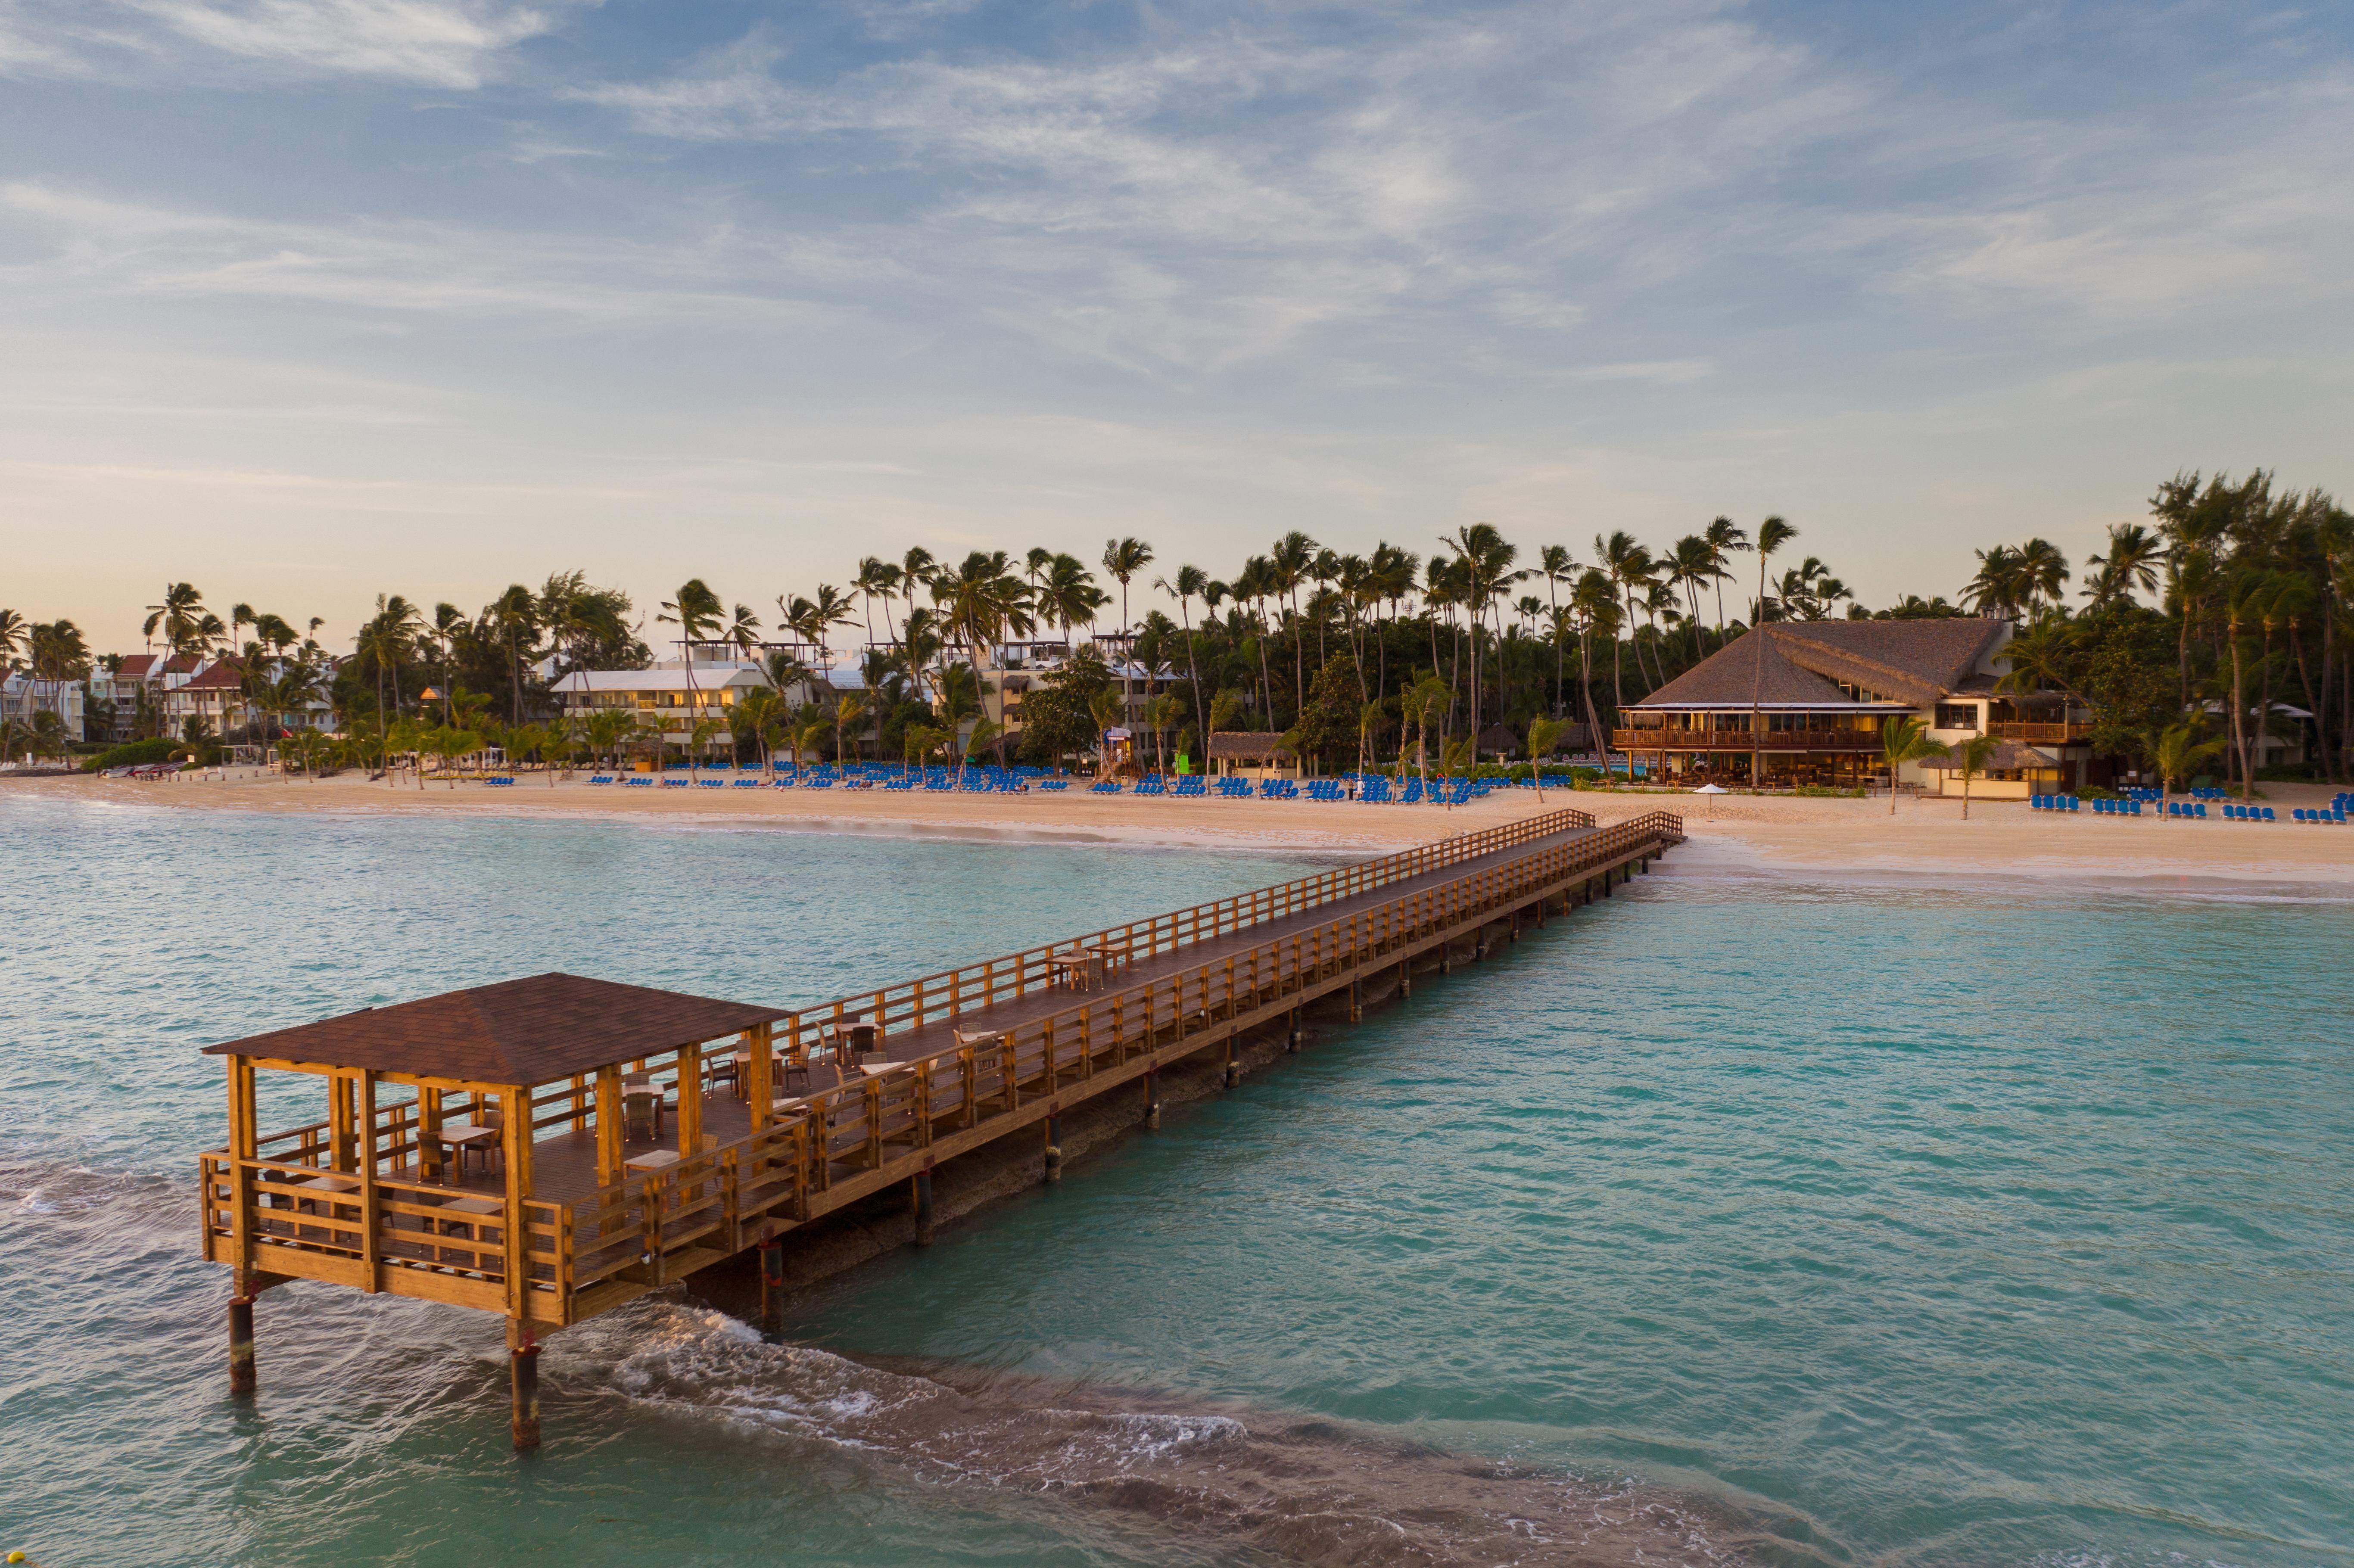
[179,658,246,691]
[202,973,789,1085]
[117,654,160,677]
[161,652,204,675]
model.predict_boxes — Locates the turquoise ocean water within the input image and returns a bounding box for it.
[0,793,2348,1567]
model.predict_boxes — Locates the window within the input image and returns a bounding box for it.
[1934,703,1979,731]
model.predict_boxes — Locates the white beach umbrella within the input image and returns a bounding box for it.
[1691,781,1728,818]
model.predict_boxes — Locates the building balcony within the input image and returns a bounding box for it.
[1612,728,1883,753]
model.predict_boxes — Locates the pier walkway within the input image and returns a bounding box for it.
[198,804,1683,1444]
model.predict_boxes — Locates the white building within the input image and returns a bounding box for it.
[550,657,779,759]
[3,672,86,744]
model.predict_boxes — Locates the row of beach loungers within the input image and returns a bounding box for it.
[2030,791,2348,823]
[569,761,1552,804]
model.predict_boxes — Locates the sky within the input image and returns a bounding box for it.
[3,0,2349,656]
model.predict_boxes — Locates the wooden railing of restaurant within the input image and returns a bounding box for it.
[1612,728,1880,753]
[200,809,1682,1327]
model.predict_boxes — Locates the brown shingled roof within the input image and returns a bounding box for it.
[202,973,788,1085]
[1632,619,2007,709]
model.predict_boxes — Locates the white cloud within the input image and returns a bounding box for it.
[2,0,557,86]
[0,180,884,327]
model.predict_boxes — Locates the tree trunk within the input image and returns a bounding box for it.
[2230,632,2250,798]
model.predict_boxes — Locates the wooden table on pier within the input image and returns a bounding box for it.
[624,1149,681,1173]
[1051,952,1104,991]
[428,1121,501,1181]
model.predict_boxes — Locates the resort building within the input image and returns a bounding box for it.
[2,672,87,742]
[550,656,778,761]
[155,654,340,740]
[85,653,164,742]
[1614,619,2096,796]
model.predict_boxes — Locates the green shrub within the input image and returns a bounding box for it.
[81,738,184,771]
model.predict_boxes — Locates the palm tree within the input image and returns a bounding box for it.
[2081,523,2163,608]
[828,692,869,766]
[428,602,466,725]
[2017,538,2071,615]
[1668,534,1716,660]
[1101,536,1154,724]
[1876,716,1949,813]
[655,579,722,767]
[1704,516,1747,633]
[1747,515,1797,790]
[485,584,538,726]
[143,582,208,656]
[933,551,1034,760]
[734,685,785,772]
[723,603,762,663]
[1403,674,1449,803]
[1949,732,1999,820]
[2148,721,2226,819]
[1269,531,1317,723]
[1443,523,1519,747]
[1538,545,1576,716]
[584,708,632,772]
[1156,564,1211,743]
[1359,698,1390,782]
[854,557,900,648]
[1527,716,1571,800]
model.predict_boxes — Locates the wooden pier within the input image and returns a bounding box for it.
[197,806,1683,1445]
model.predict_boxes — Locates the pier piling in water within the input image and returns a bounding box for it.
[913,1170,935,1244]
[1287,1008,1301,1053]
[227,1296,255,1396]
[759,1237,786,1325]
[1044,1114,1063,1182]
[1144,1069,1160,1128]
[508,1325,540,1451]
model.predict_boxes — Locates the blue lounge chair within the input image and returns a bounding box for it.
[1090,779,1122,794]
[589,775,615,785]
[1041,779,1070,790]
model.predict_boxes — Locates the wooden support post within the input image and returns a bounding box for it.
[227,1295,256,1396]
[1347,979,1360,1022]
[1143,1068,1160,1129]
[914,1169,935,1246]
[1510,908,1520,942]
[594,1067,623,1189]
[1398,957,1411,998]
[759,1237,786,1329]
[1441,938,1452,974]
[1223,1039,1239,1089]
[1043,1113,1063,1183]
[1287,1007,1301,1053]
[747,1021,774,1132]
[508,1320,540,1451]
[677,1040,703,1156]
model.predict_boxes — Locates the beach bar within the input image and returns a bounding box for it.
[199,807,1683,1447]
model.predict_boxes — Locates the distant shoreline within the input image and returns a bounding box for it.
[9,771,2354,886]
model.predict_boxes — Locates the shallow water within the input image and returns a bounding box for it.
[1,796,2348,1567]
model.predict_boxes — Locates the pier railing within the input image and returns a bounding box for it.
[775,804,1600,1058]
[200,809,1680,1324]
[553,809,1681,1309]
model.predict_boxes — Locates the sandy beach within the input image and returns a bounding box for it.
[13,769,2354,889]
